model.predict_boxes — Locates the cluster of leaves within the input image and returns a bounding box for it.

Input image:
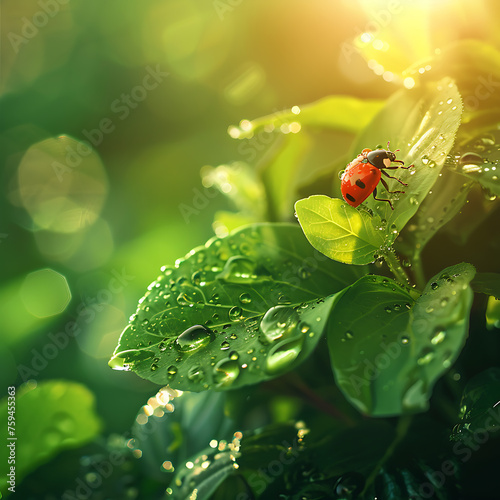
[104,40,500,500]
[4,38,500,500]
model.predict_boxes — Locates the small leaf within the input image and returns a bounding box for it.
[229,96,384,139]
[451,368,500,441]
[229,96,384,221]
[0,381,101,494]
[471,273,500,299]
[328,263,475,416]
[295,195,385,265]
[110,223,364,390]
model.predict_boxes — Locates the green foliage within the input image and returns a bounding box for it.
[110,223,363,390]
[451,368,500,440]
[295,195,385,265]
[229,96,385,221]
[327,263,475,416]
[107,35,500,500]
[0,381,101,495]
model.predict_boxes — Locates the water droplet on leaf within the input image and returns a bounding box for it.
[175,325,214,352]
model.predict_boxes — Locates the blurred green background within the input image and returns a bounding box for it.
[1,0,500,438]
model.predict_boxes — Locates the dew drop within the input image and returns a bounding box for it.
[417,349,434,365]
[298,267,311,279]
[229,306,242,321]
[176,292,192,306]
[217,256,258,283]
[265,335,304,374]
[384,306,392,314]
[175,325,214,353]
[431,282,439,290]
[239,293,252,304]
[221,341,230,350]
[187,365,204,382]
[167,365,177,378]
[401,336,410,344]
[431,330,446,345]
[229,350,239,361]
[259,306,300,344]
[213,359,240,387]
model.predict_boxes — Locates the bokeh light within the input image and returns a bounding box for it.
[20,268,71,318]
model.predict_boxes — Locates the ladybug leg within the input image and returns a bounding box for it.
[380,177,405,194]
[381,169,408,187]
[372,187,395,210]
[383,164,412,170]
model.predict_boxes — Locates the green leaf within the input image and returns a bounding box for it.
[110,223,364,391]
[0,381,101,494]
[328,263,475,416]
[396,170,473,261]
[447,129,500,197]
[404,40,500,136]
[229,96,385,139]
[201,162,268,232]
[451,368,500,441]
[132,390,235,479]
[350,77,463,234]
[295,195,385,265]
[167,444,238,500]
[229,96,384,221]
[471,273,500,299]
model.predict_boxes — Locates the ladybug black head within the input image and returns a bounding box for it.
[386,150,397,162]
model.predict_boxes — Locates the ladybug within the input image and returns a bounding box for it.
[341,143,412,210]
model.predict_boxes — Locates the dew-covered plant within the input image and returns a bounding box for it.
[108,40,500,499]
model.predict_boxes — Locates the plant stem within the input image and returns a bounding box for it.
[412,253,427,291]
[383,248,411,285]
[361,415,413,495]
[285,373,356,427]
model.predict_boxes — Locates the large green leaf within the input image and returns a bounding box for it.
[328,263,475,416]
[110,223,364,390]
[451,368,500,441]
[396,169,473,263]
[404,40,500,138]
[0,380,101,495]
[295,195,385,265]
[349,78,462,235]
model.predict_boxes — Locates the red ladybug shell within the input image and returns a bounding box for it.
[341,162,381,207]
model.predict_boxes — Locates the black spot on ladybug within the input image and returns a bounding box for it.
[346,193,356,202]
[355,179,366,189]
